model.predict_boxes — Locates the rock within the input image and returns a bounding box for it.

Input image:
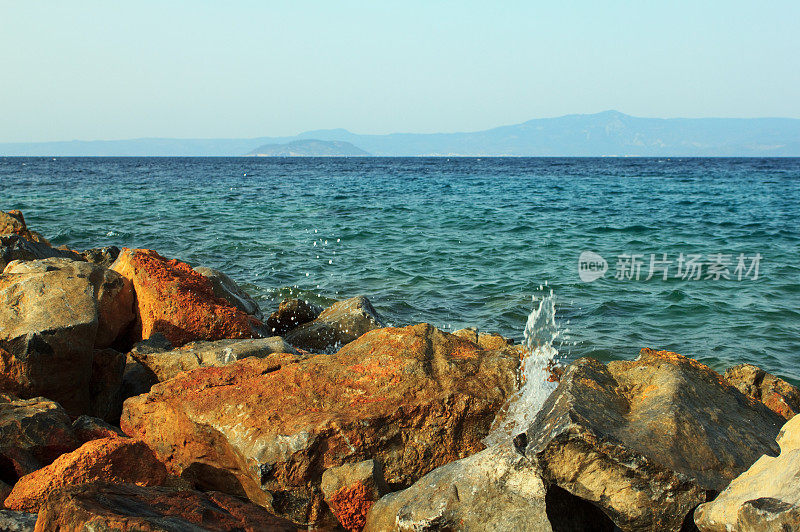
[131,337,300,383]
[120,323,519,525]
[34,482,298,531]
[79,246,120,268]
[195,266,263,320]
[322,460,388,531]
[284,296,385,352]
[89,348,125,422]
[0,235,83,273]
[0,395,80,484]
[266,298,323,336]
[0,259,134,413]
[0,211,48,246]
[110,248,261,346]
[71,415,125,443]
[0,510,36,532]
[724,363,800,420]
[0,480,10,504]
[524,348,784,532]
[365,442,553,532]
[452,327,517,350]
[694,414,800,531]
[4,437,167,512]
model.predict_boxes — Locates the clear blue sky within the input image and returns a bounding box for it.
[1,1,798,142]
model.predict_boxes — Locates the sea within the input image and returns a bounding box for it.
[3,157,799,383]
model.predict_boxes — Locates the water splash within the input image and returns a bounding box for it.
[484,290,562,446]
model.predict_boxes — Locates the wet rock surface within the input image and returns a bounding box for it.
[0,259,134,414]
[265,298,323,336]
[111,248,260,346]
[695,414,800,531]
[524,348,784,532]
[4,437,167,512]
[284,295,385,352]
[195,266,263,320]
[121,323,519,525]
[724,363,800,420]
[130,337,300,383]
[34,482,298,531]
[79,246,121,268]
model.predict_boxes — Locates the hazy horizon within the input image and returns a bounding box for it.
[2,1,799,143]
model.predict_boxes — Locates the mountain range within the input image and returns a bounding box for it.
[2,111,799,156]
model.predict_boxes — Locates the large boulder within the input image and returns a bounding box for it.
[524,349,784,532]
[34,482,298,531]
[321,459,388,532]
[266,298,323,336]
[364,442,552,532]
[110,248,261,346]
[0,235,82,273]
[4,437,167,512]
[724,363,800,420]
[130,337,300,383]
[0,259,134,413]
[0,395,80,484]
[194,266,263,320]
[284,296,385,352]
[120,324,519,525]
[0,211,48,245]
[695,414,800,531]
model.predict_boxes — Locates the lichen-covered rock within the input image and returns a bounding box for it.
[89,348,125,423]
[110,248,261,346]
[724,363,800,420]
[130,337,300,383]
[121,323,519,525]
[0,259,134,413]
[695,414,800,531]
[525,348,784,532]
[322,460,388,531]
[266,298,324,336]
[195,266,263,320]
[33,482,298,532]
[0,395,80,483]
[71,415,125,443]
[284,296,385,352]
[79,246,121,268]
[364,442,554,532]
[0,510,36,532]
[0,211,49,246]
[4,437,167,512]
[0,235,83,273]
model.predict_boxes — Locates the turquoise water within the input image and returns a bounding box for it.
[3,157,799,382]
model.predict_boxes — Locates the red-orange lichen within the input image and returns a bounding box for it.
[327,482,374,532]
[111,248,255,346]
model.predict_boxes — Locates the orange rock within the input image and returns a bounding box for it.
[0,210,49,245]
[121,323,519,525]
[111,248,260,346]
[4,437,167,512]
[34,482,299,531]
[724,363,800,420]
[328,483,373,532]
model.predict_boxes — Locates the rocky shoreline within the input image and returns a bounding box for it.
[1,209,799,531]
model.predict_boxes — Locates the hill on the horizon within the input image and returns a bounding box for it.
[2,111,799,156]
[246,139,370,157]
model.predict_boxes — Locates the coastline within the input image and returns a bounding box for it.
[1,209,799,531]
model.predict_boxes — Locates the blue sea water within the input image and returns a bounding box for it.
[2,157,799,382]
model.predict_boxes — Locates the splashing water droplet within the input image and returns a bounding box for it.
[483,290,561,446]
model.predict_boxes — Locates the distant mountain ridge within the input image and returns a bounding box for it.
[2,111,799,156]
[246,139,370,157]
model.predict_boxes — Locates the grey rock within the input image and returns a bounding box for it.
[265,298,323,336]
[695,414,800,531]
[0,234,82,273]
[194,267,263,320]
[0,510,37,532]
[525,348,784,532]
[80,246,121,268]
[285,295,385,352]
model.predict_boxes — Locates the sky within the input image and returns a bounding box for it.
[1,1,799,142]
